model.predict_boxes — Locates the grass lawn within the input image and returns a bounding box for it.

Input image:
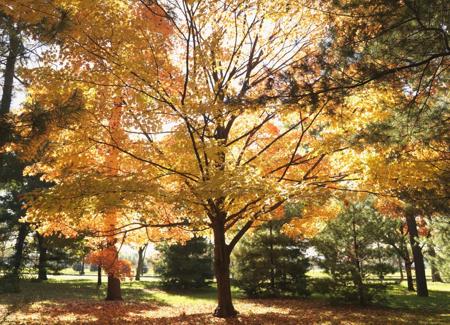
[0,277,448,324]
[385,281,450,314]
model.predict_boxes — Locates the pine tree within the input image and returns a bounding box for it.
[154,237,213,289]
[232,214,309,298]
[312,199,397,305]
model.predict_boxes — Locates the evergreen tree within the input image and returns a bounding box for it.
[425,217,450,282]
[0,153,46,291]
[312,200,397,305]
[154,237,213,289]
[232,214,310,298]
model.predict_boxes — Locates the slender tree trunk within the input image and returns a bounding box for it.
[97,266,102,287]
[269,222,275,293]
[212,219,237,318]
[36,234,48,281]
[402,237,415,291]
[135,245,145,281]
[1,28,20,116]
[398,256,404,283]
[428,245,443,282]
[404,259,415,291]
[11,223,28,278]
[377,242,384,283]
[79,256,85,275]
[106,275,122,300]
[351,218,365,305]
[405,211,428,297]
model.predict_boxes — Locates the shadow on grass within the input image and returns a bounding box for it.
[139,281,246,303]
[0,279,225,308]
[0,279,171,324]
[384,285,450,314]
[244,298,449,325]
[0,279,169,308]
[1,280,448,324]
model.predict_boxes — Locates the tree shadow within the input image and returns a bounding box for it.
[242,298,449,324]
[385,285,450,313]
[141,281,218,300]
[1,281,447,324]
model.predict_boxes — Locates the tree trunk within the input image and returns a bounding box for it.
[377,242,383,283]
[351,218,366,305]
[269,222,275,293]
[405,211,428,297]
[212,220,237,318]
[1,28,20,116]
[11,223,28,278]
[135,245,145,281]
[404,259,415,291]
[428,245,443,282]
[106,275,122,300]
[79,256,85,275]
[398,256,404,283]
[97,266,102,287]
[36,234,48,281]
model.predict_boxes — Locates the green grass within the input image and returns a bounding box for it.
[384,281,450,314]
[306,269,330,279]
[0,278,227,308]
[305,270,450,315]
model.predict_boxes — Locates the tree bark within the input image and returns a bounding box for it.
[351,218,365,305]
[269,222,275,293]
[428,244,443,282]
[1,28,20,116]
[398,256,404,283]
[105,275,122,300]
[36,234,48,281]
[404,258,415,291]
[135,245,146,281]
[79,256,85,275]
[405,211,428,297]
[11,223,28,278]
[212,219,237,318]
[97,266,102,287]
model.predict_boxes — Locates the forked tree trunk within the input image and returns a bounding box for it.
[405,211,428,297]
[135,245,146,281]
[212,219,237,318]
[11,223,28,278]
[106,275,122,300]
[36,234,48,281]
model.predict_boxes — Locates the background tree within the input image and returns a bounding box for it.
[311,199,397,305]
[154,237,213,289]
[372,202,416,291]
[232,213,309,298]
[135,243,149,281]
[424,217,449,282]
